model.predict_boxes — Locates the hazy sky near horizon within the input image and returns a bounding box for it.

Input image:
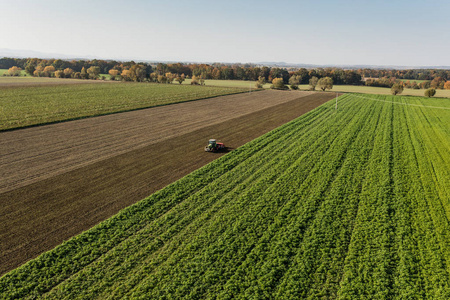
[1,0,449,66]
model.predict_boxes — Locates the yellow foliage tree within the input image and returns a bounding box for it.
[176,74,185,84]
[43,66,55,77]
[149,72,158,82]
[271,78,286,90]
[63,68,74,78]
[109,69,119,76]
[87,66,100,79]
[33,66,44,77]
[165,72,175,83]
[54,70,64,78]
[109,69,119,80]
[121,69,131,81]
[8,66,22,76]
[129,65,146,82]
[191,75,199,85]
[157,75,167,83]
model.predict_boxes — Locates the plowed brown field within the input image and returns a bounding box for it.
[0,90,336,275]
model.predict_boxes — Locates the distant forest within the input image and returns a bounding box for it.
[1,57,449,88]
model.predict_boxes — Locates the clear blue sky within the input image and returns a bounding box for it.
[1,0,449,66]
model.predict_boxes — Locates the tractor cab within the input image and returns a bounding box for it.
[208,139,217,148]
[205,139,225,152]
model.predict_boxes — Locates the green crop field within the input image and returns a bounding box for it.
[0,76,73,85]
[298,84,450,97]
[1,93,449,299]
[180,79,450,98]
[399,79,429,83]
[0,82,247,131]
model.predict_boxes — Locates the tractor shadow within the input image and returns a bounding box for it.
[221,147,234,153]
[205,147,234,154]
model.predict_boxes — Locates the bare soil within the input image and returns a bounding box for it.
[0,91,336,275]
[0,90,312,193]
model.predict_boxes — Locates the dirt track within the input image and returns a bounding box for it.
[0,90,336,275]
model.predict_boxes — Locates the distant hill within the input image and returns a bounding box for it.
[256,61,450,70]
[0,48,97,60]
[1,48,449,70]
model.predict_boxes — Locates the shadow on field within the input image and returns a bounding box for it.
[204,146,235,154]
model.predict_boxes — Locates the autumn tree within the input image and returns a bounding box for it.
[165,72,175,83]
[149,72,158,82]
[157,74,167,83]
[121,69,131,81]
[63,68,74,78]
[87,66,101,79]
[430,77,445,89]
[54,70,64,78]
[289,75,302,90]
[129,65,146,82]
[212,68,221,79]
[317,77,333,91]
[271,78,287,90]
[444,81,450,90]
[402,80,411,88]
[80,67,88,79]
[43,66,55,77]
[424,88,436,97]
[33,66,44,77]
[176,74,185,84]
[109,69,120,80]
[255,76,265,88]
[309,76,318,91]
[7,66,21,76]
[191,75,200,85]
[391,82,404,95]
[420,81,431,89]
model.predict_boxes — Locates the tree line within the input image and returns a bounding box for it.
[1,57,449,88]
[358,68,450,81]
[366,76,450,90]
[0,57,362,84]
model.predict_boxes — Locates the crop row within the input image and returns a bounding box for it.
[1,94,449,299]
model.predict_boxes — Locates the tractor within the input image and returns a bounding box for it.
[204,139,226,152]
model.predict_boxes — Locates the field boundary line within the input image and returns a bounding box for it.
[352,94,450,110]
